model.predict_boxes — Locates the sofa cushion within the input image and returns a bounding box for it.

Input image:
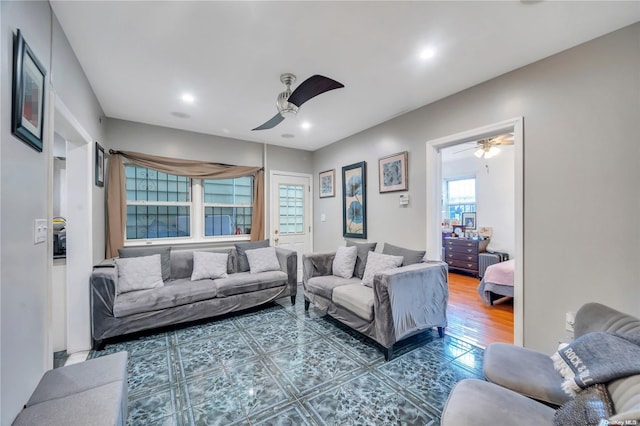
[245,246,281,273]
[113,278,218,317]
[191,251,228,281]
[332,245,358,278]
[332,284,375,321]
[26,352,128,407]
[215,270,287,297]
[361,251,404,287]
[13,381,126,426]
[306,275,360,300]
[382,242,425,266]
[119,246,171,281]
[115,254,164,294]
[236,239,270,272]
[346,241,377,279]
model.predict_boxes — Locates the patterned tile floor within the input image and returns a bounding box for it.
[89,295,484,425]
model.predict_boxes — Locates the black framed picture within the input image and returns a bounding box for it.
[12,29,47,152]
[342,161,367,239]
[462,212,476,230]
[95,142,105,187]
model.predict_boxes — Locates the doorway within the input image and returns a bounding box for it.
[269,171,313,281]
[425,117,524,345]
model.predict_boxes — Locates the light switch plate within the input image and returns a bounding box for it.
[34,219,47,244]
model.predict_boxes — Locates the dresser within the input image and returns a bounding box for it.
[442,237,489,277]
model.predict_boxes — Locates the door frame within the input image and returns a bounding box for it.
[268,169,314,254]
[425,117,524,346]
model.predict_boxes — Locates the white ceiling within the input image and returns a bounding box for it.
[50,1,640,152]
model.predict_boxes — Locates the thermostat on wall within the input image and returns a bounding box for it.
[399,194,409,206]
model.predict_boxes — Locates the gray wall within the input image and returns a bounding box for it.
[312,23,640,353]
[1,1,105,423]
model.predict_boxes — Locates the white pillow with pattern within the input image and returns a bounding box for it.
[245,246,281,273]
[115,254,164,294]
[332,245,358,278]
[361,251,404,287]
[191,251,229,281]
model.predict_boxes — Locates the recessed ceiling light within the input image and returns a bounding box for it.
[301,121,311,130]
[419,47,436,60]
[181,93,195,103]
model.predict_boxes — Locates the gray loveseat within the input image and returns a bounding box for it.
[441,303,640,425]
[91,244,296,349]
[302,242,449,360]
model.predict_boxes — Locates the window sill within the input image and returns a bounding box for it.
[124,235,252,248]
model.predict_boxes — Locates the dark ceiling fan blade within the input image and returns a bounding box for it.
[287,74,344,107]
[252,113,285,131]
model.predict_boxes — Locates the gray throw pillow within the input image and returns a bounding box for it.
[191,251,229,281]
[235,240,270,272]
[245,247,281,273]
[554,384,613,426]
[346,241,377,279]
[382,242,425,266]
[119,246,171,281]
[115,254,164,294]
[361,251,404,287]
[332,245,358,279]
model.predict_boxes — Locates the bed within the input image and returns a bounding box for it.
[477,259,514,305]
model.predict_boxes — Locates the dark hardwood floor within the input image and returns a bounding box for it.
[446,272,513,348]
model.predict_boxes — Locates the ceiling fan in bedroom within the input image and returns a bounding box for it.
[457,134,514,159]
[252,73,344,131]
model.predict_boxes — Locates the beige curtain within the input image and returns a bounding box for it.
[106,150,264,258]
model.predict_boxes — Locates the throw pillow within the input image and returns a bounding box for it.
[554,384,614,426]
[191,251,229,281]
[332,245,358,279]
[361,251,404,287]
[382,242,425,266]
[118,246,171,281]
[245,246,281,274]
[235,240,270,272]
[346,241,377,279]
[115,254,164,294]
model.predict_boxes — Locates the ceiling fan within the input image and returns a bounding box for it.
[456,134,514,159]
[252,73,344,131]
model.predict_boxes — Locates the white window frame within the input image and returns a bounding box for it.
[442,175,477,222]
[124,168,252,246]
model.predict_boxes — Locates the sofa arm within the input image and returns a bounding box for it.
[574,303,640,338]
[90,261,118,344]
[302,252,336,285]
[275,247,297,291]
[373,261,449,347]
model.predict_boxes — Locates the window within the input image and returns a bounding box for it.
[125,165,253,242]
[443,177,476,223]
[125,166,191,239]
[278,184,304,234]
[203,177,253,236]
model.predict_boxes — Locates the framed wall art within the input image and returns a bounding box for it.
[12,29,47,153]
[462,212,476,230]
[95,142,105,187]
[342,161,367,239]
[319,169,335,198]
[378,151,408,193]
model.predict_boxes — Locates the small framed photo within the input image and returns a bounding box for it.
[462,212,476,230]
[95,142,105,187]
[11,29,47,153]
[319,169,335,198]
[379,151,408,193]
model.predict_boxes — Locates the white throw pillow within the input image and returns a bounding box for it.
[115,254,164,294]
[245,246,281,273]
[361,251,404,287]
[332,245,358,279]
[191,251,229,281]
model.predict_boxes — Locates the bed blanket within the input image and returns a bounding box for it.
[482,259,514,286]
[551,331,640,395]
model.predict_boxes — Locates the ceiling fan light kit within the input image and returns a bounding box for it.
[252,73,344,131]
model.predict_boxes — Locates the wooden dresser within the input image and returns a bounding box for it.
[443,237,490,277]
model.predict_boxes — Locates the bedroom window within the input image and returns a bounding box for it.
[443,177,476,223]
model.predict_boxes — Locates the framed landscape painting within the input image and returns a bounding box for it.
[379,151,408,193]
[319,169,335,198]
[342,161,367,239]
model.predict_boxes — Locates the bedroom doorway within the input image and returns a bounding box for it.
[425,117,523,346]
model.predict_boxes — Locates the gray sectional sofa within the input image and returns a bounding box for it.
[441,303,640,425]
[302,242,449,360]
[90,243,297,349]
